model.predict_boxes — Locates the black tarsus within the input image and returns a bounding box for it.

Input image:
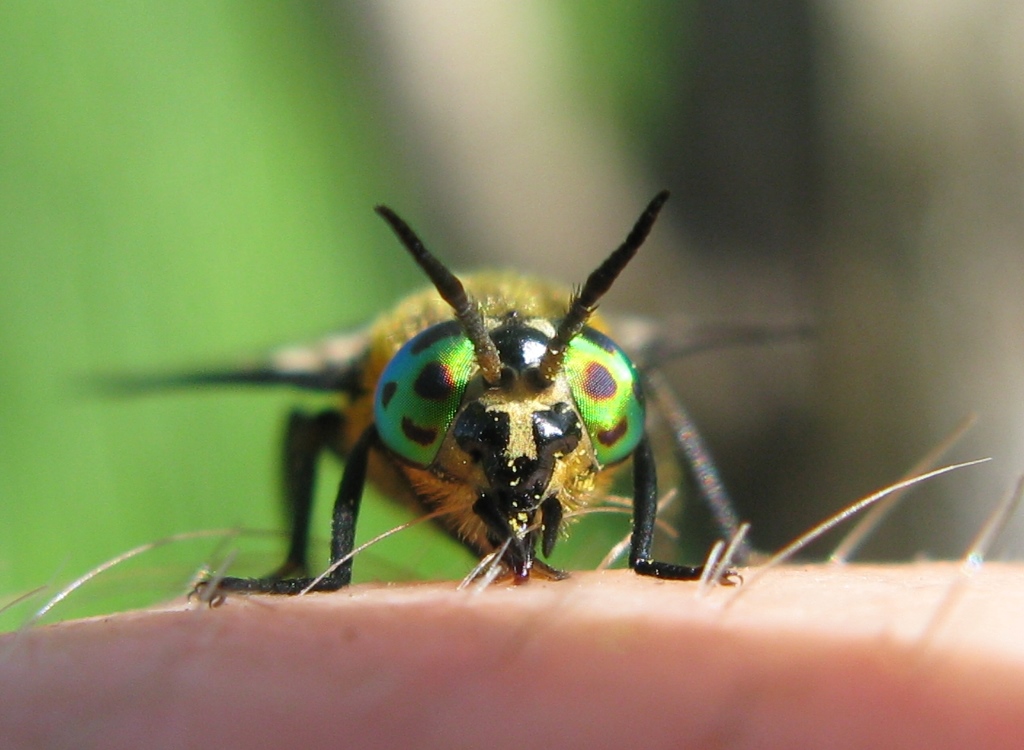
[203,424,377,596]
[630,434,726,581]
[641,370,750,564]
[375,204,504,386]
[537,191,670,384]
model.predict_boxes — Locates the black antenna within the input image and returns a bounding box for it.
[536,191,670,384]
[375,205,503,386]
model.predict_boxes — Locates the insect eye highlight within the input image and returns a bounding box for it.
[374,321,476,465]
[563,328,645,466]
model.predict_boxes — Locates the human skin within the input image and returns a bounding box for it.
[1,564,1022,750]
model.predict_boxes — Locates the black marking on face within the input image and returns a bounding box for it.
[454,402,510,461]
[413,361,453,400]
[461,401,584,572]
[532,402,582,457]
[380,381,398,409]
[410,320,464,356]
[401,416,438,446]
[461,401,582,505]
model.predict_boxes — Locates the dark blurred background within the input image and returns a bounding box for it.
[3,1,1022,627]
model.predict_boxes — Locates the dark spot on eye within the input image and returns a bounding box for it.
[583,362,617,400]
[413,361,453,400]
[401,417,438,446]
[380,381,398,409]
[597,417,628,447]
[410,321,463,355]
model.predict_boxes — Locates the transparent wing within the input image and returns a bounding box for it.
[95,325,372,395]
[606,312,813,370]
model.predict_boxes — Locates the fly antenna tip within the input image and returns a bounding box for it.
[537,192,670,383]
[375,204,503,385]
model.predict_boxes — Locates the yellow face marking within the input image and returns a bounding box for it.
[499,401,540,462]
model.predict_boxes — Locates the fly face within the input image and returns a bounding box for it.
[449,317,587,579]
[374,311,647,580]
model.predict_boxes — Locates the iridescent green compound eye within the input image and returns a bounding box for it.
[563,328,646,466]
[374,321,476,465]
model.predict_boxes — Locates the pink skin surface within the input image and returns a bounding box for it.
[2,565,1023,750]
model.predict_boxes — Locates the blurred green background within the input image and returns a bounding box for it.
[0,2,432,626]
[3,2,1023,629]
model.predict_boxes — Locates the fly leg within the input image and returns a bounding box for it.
[271,409,344,579]
[642,369,751,564]
[199,420,376,596]
[629,435,737,582]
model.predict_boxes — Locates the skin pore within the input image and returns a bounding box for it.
[1,563,1023,749]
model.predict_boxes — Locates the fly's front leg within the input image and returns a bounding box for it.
[642,369,751,564]
[629,435,734,582]
[200,422,376,597]
[274,409,344,579]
